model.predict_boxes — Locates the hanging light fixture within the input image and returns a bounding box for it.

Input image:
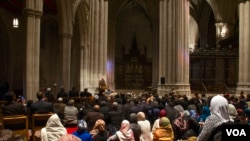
[13,18,19,28]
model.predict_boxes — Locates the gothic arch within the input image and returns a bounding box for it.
[199,3,214,48]
[109,0,159,89]
[56,0,74,34]
[40,17,60,88]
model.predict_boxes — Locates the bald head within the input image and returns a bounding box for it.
[94,104,100,111]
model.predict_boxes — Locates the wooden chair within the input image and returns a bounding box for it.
[0,100,7,128]
[1,115,29,140]
[32,113,53,141]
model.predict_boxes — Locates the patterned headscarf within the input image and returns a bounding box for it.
[116,120,134,141]
[93,119,106,131]
[90,119,106,138]
[174,112,187,131]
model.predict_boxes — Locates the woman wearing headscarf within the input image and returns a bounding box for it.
[152,109,167,132]
[172,111,187,140]
[129,113,141,141]
[197,95,230,141]
[41,114,67,141]
[72,120,92,141]
[152,117,174,141]
[90,119,109,141]
[197,105,210,123]
[107,120,135,141]
[137,111,153,141]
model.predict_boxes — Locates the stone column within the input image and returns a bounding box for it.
[158,0,190,96]
[93,0,100,86]
[108,21,116,90]
[99,0,108,82]
[103,0,109,88]
[23,0,43,101]
[60,33,72,92]
[88,0,108,93]
[236,0,250,94]
[80,45,85,91]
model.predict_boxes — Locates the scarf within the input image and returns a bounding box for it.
[159,117,170,127]
[41,114,67,141]
[116,120,134,141]
[90,119,106,139]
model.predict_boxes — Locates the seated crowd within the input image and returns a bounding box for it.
[1,87,250,141]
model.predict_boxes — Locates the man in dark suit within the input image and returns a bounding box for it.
[84,104,104,131]
[30,91,53,115]
[57,86,68,98]
[2,91,27,116]
[68,86,79,98]
[79,88,92,98]
[106,102,123,135]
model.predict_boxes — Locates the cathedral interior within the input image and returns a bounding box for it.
[0,0,247,100]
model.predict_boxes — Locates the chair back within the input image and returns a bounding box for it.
[32,113,53,141]
[0,100,7,127]
[1,115,28,140]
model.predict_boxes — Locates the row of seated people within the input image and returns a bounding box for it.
[1,89,250,141]
[45,86,93,104]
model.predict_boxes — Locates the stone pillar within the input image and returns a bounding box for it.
[23,0,43,101]
[99,0,108,83]
[108,21,116,90]
[103,0,109,88]
[158,0,190,96]
[60,33,72,92]
[236,0,250,94]
[88,0,108,93]
[80,45,85,91]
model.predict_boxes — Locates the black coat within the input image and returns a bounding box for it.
[30,100,53,114]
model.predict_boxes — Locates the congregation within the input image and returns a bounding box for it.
[1,86,250,141]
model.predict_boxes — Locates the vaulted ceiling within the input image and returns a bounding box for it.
[0,0,57,15]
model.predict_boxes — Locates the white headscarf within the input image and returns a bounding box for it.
[210,95,230,126]
[41,114,67,141]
